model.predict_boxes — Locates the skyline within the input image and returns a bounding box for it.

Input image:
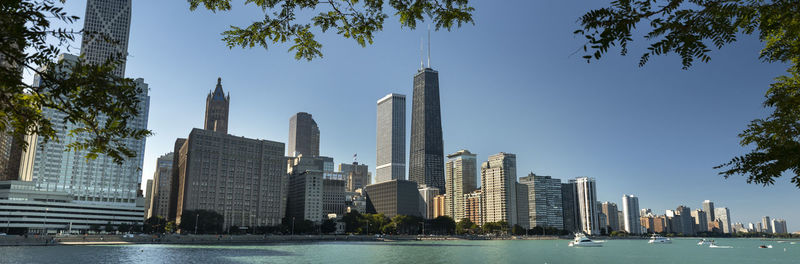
[32,0,799,231]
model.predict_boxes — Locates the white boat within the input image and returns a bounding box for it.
[568,233,603,247]
[648,234,671,244]
[708,241,733,249]
[697,239,712,246]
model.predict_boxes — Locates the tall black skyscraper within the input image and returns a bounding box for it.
[409,67,445,193]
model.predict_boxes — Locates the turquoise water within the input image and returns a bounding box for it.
[1,238,798,263]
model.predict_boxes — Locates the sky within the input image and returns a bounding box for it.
[41,0,798,231]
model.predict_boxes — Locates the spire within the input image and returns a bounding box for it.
[212,77,226,101]
[420,37,425,70]
[427,24,431,68]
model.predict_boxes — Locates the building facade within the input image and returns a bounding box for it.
[287,155,326,223]
[691,209,708,233]
[622,194,641,235]
[363,180,421,218]
[464,190,483,226]
[204,78,229,134]
[573,177,599,235]
[675,206,695,235]
[561,182,577,232]
[519,173,564,229]
[409,68,444,192]
[376,93,406,183]
[175,128,288,229]
[150,153,173,219]
[339,162,370,192]
[81,0,132,77]
[762,216,773,234]
[322,179,346,217]
[714,207,732,234]
[601,202,619,231]
[444,150,477,221]
[480,153,517,226]
[703,200,715,229]
[418,185,440,219]
[433,194,446,219]
[288,112,320,157]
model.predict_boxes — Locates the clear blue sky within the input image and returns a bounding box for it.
[44,0,798,231]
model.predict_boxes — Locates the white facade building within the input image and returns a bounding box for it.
[573,177,599,235]
[376,93,406,183]
[622,194,641,235]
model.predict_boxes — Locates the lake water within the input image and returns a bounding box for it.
[1,238,798,263]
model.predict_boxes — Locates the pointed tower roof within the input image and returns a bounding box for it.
[212,77,226,101]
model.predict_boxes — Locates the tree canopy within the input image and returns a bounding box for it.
[1,1,151,163]
[187,0,475,60]
[575,0,800,188]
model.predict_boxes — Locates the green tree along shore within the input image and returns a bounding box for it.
[576,0,800,188]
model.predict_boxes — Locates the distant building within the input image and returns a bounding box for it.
[288,112,320,157]
[653,215,668,233]
[762,216,773,234]
[376,93,406,183]
[691,209,708,233]
[167,138,186,221]
[0,132,23,181]
[149,153,173,219]
[433,194,446,219]
[640,216,654,233]
[418,185,440,219]
[204,78,229,134]
[601,202,620,231]
[519,173,563,229]
[622,194,641,235]
[464,190,483,225]
[287,155,326,223]
[481,153,518,226]
[322,179,346,217]
[144,179,154,219]
[364,180,422,218]
[516,182,530,229]
[340,162,371,192]
[714,207,732,234]
[409,67,445,192]
[445,150,477,222]
[175,128,288,229]
[561,182,578,232]
[772,218,788,234]
[703,200,715,229]
[675,206,695,235]
[573,177,599,235]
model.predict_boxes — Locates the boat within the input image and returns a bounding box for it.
[568,233,603,247]
[759,245,773,249]
[708,241,733,249]
[697,239,712,246]
[648,234,672,244]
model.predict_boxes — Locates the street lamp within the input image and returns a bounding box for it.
[291,217,295,236]
[194,213,200,234]
[44,208,48,235]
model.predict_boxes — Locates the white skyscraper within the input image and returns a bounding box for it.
[762,216,773,234]
[376,93,406,183]
[572,177,599,235]
[622,194,641,235]
[715,207,732,234]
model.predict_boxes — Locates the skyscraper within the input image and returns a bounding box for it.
[691,209,709,233]
[409,67,444,192]
[715,207,732,234]
[561,182,578,232]
[481,153,518,226]
[703,200,715,228]
[772,219,788,234]
[519,173,564,229]
[204,78,230,134]
[20,54,149,206]
[762,216,773,234]
[288,112,320,157]
[601,202,620,231]
[622,194,641,235]
[445,150,477,221]
[150,153,173,219]
[418,185,440,219]
[574,177,599,235]
[81,0,132,77]
[516,182,530,229]
[676,205,695,235]
[376,93,406,183]
[339,162,370,192]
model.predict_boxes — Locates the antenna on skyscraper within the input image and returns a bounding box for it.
[420,37,424,70]
[427,24,431,68]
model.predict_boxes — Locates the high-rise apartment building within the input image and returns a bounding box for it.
[516,182,530,229]
[481,153,518,226]
[675,206,695,235]
[703,200,715,228]
[81,0,132,77]
[204,78,230,134]
[144,179,154,219]
[691,209,708,233]
[561,182,577,232]
[287,155,327,223]
[762,216,773,234]
[601,202,620,231]
[772,219,788,234]
[409,68,444,192]
[573,177,599,235]
[433,194,446,218]
[464,190,483,226]
[376,93,406,183]
[418,185,440,219]
[167,138,186,221]
[149,153,173,219]
[519,173,564,229]
[444,150,477,221]
[288,112,320,157]
[175,128,288,228]
[622,194,641,235]
[715,207,732,234]
[20,54,149,206]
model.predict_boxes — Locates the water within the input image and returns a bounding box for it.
[1,238,798,264]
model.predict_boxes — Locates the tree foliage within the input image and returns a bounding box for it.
[0,1,152,163]
[179,210,225,234]
[576,0,800,188]
[187,0,475,60]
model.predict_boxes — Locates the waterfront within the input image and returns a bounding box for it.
[1,238,798,264]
